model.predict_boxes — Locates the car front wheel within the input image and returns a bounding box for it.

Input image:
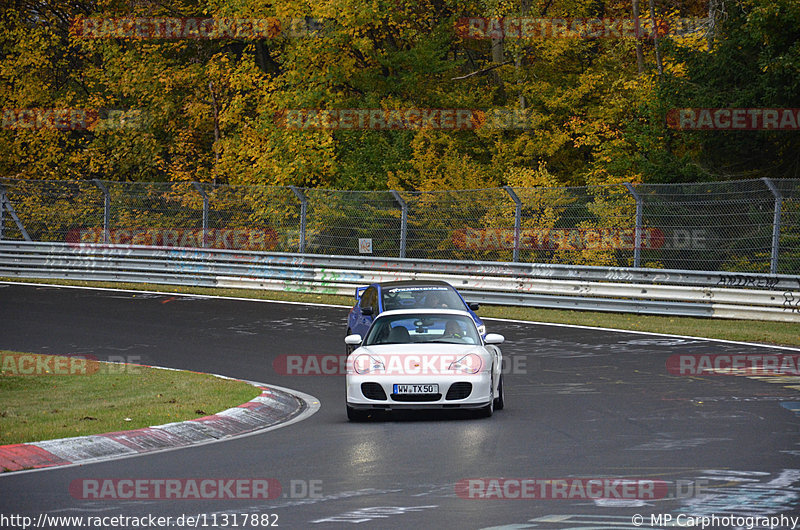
[494,374,504,410]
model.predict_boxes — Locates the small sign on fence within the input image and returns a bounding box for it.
[358,238,373,254]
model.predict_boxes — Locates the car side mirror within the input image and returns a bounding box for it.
[345,334,363,346]
[361,306,374,316]
[484,333,504,345]
[468,302,480,311]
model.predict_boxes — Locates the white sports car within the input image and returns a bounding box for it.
[344,309,505,421]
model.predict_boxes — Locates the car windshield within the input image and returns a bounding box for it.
[363,314,480,346]
[381,286,465,311]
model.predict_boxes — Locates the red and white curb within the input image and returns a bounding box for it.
[0,380,319,474]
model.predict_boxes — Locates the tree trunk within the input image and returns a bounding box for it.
[209,82,221,186]
[632,0,645,74]
[649,0,663,77]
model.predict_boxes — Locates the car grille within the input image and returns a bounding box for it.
[390,393,443,402]
[445,382,473,400]
[361,382,387,400]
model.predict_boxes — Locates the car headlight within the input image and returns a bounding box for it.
[353,354,385,374]
[449,353,482,374]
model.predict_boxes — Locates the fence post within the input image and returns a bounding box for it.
[289,186,307,253]
[503,186,522,262]
[0,183,31,241]
[762,177,782,275]
[192,182,210,248]
[390,190,407,258]
[92,179,110,244]
[624,183,643,268]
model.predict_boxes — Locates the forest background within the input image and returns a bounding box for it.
[1,0,798,193]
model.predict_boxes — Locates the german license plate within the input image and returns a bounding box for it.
[393,384,438,394]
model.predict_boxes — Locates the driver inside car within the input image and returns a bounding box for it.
[442,320,463,339]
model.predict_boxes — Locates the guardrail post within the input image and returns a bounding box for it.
[624,183,643,268]
[503,186,522,262]
[192,182,210,248]
[762,177,782,275]
[390,190,408,258]
[92,179,111,244]
[289,185,307,253]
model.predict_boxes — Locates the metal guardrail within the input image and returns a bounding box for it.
[1,241,799,322]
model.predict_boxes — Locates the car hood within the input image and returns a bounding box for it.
[351,343,489,357]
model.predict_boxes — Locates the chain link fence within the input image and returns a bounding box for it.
[1,177,798,274]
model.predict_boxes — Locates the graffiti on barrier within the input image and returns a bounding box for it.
[716,274,779,290]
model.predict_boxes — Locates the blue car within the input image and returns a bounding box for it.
[346,280,485,344]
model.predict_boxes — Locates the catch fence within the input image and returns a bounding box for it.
[1,178,798,274]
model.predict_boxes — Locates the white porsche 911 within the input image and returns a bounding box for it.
[344,309,505,421]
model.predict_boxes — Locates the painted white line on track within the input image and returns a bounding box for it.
[0,280,351,309]
[482,316,800,352]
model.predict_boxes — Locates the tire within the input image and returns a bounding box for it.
[346,405,369,422]
[493,374,505,411]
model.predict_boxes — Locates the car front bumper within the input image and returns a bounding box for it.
[346,372,493,410]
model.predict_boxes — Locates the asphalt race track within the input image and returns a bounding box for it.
[1,283,799,529]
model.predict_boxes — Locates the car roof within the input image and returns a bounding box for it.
[375,280,454,289]
[375,309,474,318]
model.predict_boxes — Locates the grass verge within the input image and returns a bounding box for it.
[0,351,261,445]
[3,277,798,348]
